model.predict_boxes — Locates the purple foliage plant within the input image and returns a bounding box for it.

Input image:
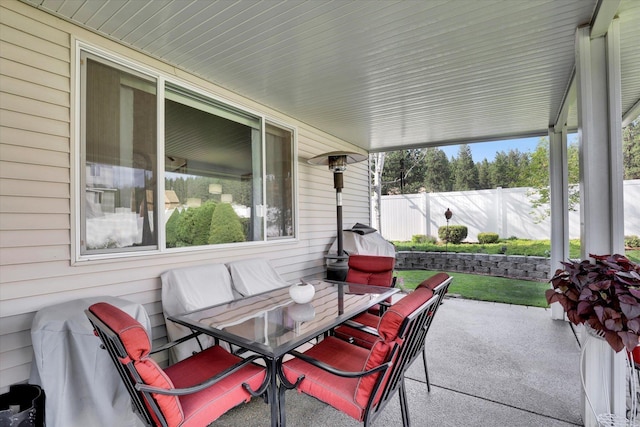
[546,254,640,352]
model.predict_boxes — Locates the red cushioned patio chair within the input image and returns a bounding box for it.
[86,302,268,427]
[345,255,396,315]
[279,286,439,426]
[334,272,452,392]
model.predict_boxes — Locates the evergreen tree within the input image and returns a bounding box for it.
[526,137,580,220]
[507,149,530,186]
[452,144,478,190]
[491,151,510,187]
[477,159,492,189]
[380,149,428,194]
[623,118,640,179]
[192,201,216,246]
[175,207,198,246]
[208,203,246,244]
[165,208,181,248]
[422,148,451,192]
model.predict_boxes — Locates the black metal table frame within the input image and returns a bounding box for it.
[168,280,398,427]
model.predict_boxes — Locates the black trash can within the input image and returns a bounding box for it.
[0,384,45,427]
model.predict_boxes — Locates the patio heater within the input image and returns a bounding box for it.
[308,151,367,280]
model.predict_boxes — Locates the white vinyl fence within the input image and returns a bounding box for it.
[377,180,640,242]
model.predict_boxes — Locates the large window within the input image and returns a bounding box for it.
[79,49,295,257]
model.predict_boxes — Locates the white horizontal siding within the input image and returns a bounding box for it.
[0,1,371,393]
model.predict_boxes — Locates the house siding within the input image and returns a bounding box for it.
[0,1,370,392]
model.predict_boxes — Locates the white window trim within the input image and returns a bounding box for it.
[72,40,298,264]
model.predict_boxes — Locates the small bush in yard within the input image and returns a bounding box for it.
[626,235,640,249]
[412,234,437,244]
[438,225,468,244]
[478,232,500,244]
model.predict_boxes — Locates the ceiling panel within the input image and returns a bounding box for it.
[22,0,639,151]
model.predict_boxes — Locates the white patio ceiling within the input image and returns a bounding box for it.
[22,0,640,152]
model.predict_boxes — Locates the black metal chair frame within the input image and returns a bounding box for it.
[279,293,440,427]
[341,275,453,393]
[86,309,269,427]
[421,276,452,391]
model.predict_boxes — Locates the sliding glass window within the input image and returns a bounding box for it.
[80,52,158,254]
[78,48,295,258]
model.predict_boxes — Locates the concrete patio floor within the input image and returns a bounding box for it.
[213,297,583,426]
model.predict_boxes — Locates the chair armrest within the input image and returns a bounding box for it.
[288,350,390,379]
[136,354,265,396]
[149,330,205,354]
[342,320,380,337]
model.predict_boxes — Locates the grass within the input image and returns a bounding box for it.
[395,269,551,308]
[390,240,640,308]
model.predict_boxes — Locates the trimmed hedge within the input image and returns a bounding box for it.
[412,234,437,244]
[478,232,500,244]
[438,225,468,244]
[208,203,246,244]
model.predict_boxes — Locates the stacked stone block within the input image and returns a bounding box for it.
[395,252,551,280]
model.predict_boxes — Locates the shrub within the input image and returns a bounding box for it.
[626,235,640,249]
[438,225,468,244]
[412,234,437,244]
[208,203,246,244]
[174,207,198,246]
[191,201,216,246]
[165,208,181,248]
[478,232,500,244]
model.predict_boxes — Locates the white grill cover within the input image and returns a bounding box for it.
[330,229,396,257]
[29,296,150,427]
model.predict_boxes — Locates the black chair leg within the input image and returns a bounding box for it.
[399,379,410,427]
[422,348,431,392]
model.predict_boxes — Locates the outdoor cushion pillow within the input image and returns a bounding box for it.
[377,287,434,341]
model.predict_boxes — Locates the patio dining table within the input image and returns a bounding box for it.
[168,279,399,427]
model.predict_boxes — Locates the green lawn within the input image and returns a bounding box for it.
[395,269,551,308]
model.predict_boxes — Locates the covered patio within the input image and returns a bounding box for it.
[1,0,638,426]
[216,297,583,427]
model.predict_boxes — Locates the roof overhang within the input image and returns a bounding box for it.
[21,0,640,152]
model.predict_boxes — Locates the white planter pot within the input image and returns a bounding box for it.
[289,283,315,304]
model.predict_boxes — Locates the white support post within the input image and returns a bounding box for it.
[548,125,568,320]
[607,19,625,255]
[575,22,626,426]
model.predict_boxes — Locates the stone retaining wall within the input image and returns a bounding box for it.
[395,251,551,281]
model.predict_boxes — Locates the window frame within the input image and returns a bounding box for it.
[73,42,298,263]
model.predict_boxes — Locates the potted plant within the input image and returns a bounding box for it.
[546,254,640,352]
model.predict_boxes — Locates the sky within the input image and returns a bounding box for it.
[439,136,542,162]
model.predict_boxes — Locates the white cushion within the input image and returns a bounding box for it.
[161,263,235,362]
[227,258,289,297]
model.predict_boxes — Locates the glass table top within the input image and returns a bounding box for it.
[169,280,398,357]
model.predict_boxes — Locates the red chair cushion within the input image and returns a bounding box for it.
[166,346,266,427]
[355,339,392,407]
[89,303,183,427]
[346,255,395,287]
[417,272,450,291]
[90,303,267,427]
[333,312,381,349]
[283,337,371,421]
[89,302,151,360]
[136,358,184,427]
[377,288,434,341]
